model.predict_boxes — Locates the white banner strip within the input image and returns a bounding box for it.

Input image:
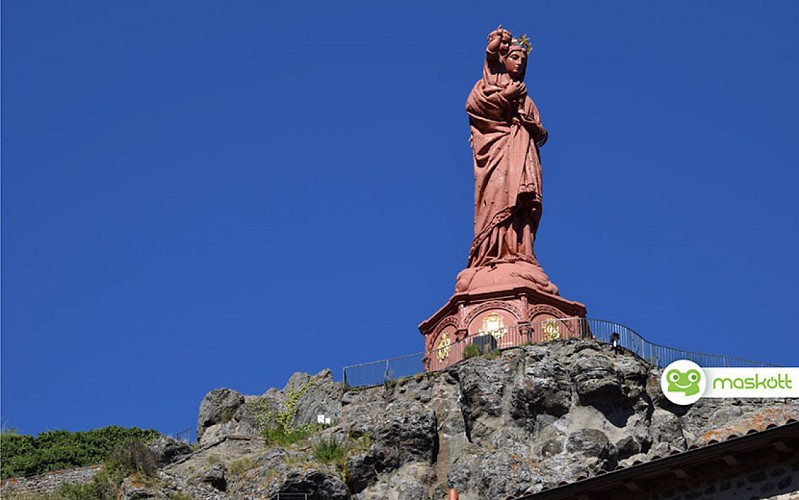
[703,368,799,398]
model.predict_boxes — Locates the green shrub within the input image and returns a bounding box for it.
[109,440,157,476]
[254,380,327,447]
[463,343,480,359]
[0,426,160,478]
[262,423,323,447]
[313,438,346,464]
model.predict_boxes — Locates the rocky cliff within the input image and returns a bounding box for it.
[131,340,799,499]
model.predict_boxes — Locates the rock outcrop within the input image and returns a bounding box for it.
[63,340,799,499]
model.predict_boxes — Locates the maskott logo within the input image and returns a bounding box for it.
[666,368,702,396]
[661,360,706,405]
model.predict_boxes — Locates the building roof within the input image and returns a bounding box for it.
[511,418,799,499]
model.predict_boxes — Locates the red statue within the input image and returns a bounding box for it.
[466,27,547,268]
[419,27,586,370]
[456,27,558,295]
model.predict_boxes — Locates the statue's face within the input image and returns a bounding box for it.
[505,50,526,79]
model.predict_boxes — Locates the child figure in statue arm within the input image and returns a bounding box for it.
[483,26,546,145]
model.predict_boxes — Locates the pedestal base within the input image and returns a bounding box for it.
[419,265,586,370]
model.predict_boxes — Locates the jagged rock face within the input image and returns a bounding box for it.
[286,368,342,426]
[137,340,798,500]
[196,462,227,491]
[149,436,193,466]
[194,369,343,448]
[196,388,247,444]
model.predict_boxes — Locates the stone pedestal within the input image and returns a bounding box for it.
[419,261,586,371]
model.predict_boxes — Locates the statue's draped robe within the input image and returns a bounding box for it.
[466,52,548,268]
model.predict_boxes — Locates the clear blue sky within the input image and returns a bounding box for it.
[3,1,798,436]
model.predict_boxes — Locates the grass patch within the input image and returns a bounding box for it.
[284,453,312,467]
[463,343,480,359]
[312,435,371,467]
[262,423,324,447]
[484,349,501,359]
[348,435,372,455]
[313,438,347,464]
[310,434,372,486]
[227,457,255,476]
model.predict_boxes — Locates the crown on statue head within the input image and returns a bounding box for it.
[511,34,533,54]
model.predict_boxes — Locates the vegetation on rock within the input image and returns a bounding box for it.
[3,440,160,500]
[0,426,160,478]
[227,457,255,476]
[463,343,480,359]
[313,437,347,464]
[254,380,326,446]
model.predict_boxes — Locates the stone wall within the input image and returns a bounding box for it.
[0,464,102,497]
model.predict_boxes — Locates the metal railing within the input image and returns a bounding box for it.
[579,319,774,369]
[173,428,193,443]
[342,318,775,389]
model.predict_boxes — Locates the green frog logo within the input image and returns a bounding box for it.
[666,369,702,396]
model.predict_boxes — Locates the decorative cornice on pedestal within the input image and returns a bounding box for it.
[419,285,585,334]
[419,280,587,370]
[464,301,522,327]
